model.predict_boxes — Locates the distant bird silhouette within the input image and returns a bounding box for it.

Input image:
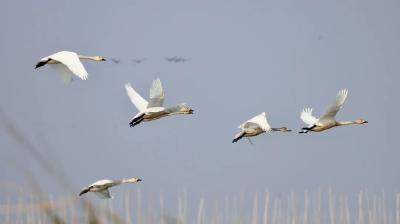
[132,58,146,64]
[79,177,141,199]
[299,89,368,133]
[232,112,291,143]
[35,51,106,84]
[164,56,189,63]
[125,78,193,127]
[110,58,121,64]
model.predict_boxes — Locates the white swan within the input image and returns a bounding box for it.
[35,51,106,84]
[79,177,141,199]
[232,112,291,143]
[125,78,193,127]
[299,89,368,133]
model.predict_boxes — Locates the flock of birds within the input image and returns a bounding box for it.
[35,50,368,199]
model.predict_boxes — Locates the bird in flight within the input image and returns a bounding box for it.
[125,78,194,127]
[132,58,146,64]
[232,112,291,143]
[79,177,142,199]
[35,51,106,84]
[299,89,368,133]
[164,56,189,63]
[110,58,121,64]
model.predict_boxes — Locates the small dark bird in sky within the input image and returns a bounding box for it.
[110,58,121,64]
[132,58,146,64]
[164,56,190,63]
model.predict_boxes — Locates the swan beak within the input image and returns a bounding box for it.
[364,121,368,124]
[79,188,90,196]
[101,58,106,61]
[189,109,194,114]
[136,178,142,182]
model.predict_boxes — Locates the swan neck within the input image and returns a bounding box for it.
[271,127,285,132]
[337,121,356,126]
[78,55,97,60]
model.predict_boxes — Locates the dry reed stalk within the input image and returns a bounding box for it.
[396,193,400,224]
[277,197,283,224]
[68,198,76,224]
[358,190,364,224]
[344,195,351,224]
[303,190,309,224]
[178,192,184,224]
[328,188,335,224]
[225,193,230,224]
[372,195,377,224]
[287,195,291,224]
[197,195,205,224]
[124,192,131,224]
[292,191,298,224]
[263,190,269,224]
[136,188,142,224]
[271,198,278,224]
[5,196,11,224]
[252,192,259,224]
[338,193,345,223]
[160,192,165,224]
[365,190,373,224]
[382,190,387,224]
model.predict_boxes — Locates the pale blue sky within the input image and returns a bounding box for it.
[0,0,399,208]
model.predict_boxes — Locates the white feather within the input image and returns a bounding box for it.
[47,51,88,80]
[318,89,348,122]
[239,112,270,131]
[94,190,113,199]
[125,83,148,112]
[300,108,318,126]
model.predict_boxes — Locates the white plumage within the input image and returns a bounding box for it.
[35,51,105,84]
[125,78,193,127]
[233,112,291,143]
[238,112,270,132]
[79,177,142,199]
[299,89,367,133]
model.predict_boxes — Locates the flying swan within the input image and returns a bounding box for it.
[299,89,368,133]
[125,78,193,127]
[79,177,142,199]
[35,51,106,84]
[232,112,291,143]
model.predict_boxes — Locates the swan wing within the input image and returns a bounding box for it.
[319,89,348,122]
[49,64,73,84]
[94,189,113,199]
[49,51,88,80]
[91,179,112,187]
[300,108,318,126]
[239,112,270,131]
[147,78,165,108]
[125,83,148,112]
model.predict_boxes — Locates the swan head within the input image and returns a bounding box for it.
[179,105,194,114]
[355,119,368,124]
[93,56,106,61]
[126,178,142,183]
[279,127,292,132]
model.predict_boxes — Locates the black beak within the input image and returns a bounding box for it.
[101,58,106,61]
[137,178,142,182]
[79,188,90,196]
[364,121,368,123]
[189,109,194,114]
[35,61,46,69]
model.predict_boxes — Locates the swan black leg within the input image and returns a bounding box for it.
[232,132,245,143]
[129,114,145,127]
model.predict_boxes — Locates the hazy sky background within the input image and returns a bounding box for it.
[0,0,399,210]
